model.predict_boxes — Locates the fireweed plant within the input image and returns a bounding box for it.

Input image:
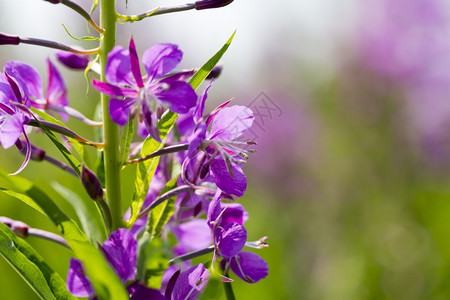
[0,0,269,299]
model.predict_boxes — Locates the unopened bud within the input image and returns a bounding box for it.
[43,0,61,4]
[11,221,29,238]
[195,0,234,10]
[30,144,46,161]
[0,32,20,45]
[206,64,223,80]
[56,51,90,70]
[0,217,29,238]
[81,165,104,201]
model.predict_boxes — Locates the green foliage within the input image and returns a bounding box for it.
[0,173,128,300]
[188,31,236,90]
[29,110,81,176]
[51,182,107,243]
[0,223,74,300]
[119,118,134,167]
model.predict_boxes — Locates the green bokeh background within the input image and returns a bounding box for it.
[2,0,450,299]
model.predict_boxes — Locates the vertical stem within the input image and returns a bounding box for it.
[100,0,123,229]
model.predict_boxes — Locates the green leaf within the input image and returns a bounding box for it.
[147,176,178,240]
[0,187,46,216]
[188,31,236,90]
[0,172,128,300]
[30,108,86,160]
[127,112,179,227]
[120,119,134,167]
[29,111,81,176]
[0,223,75,300]
[199,273,223,300]
[62,24,101,41]
[51,182,107,243]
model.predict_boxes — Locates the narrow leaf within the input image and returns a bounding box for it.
[51,182,107,243]
[120,119,134,167]
[147,176,178,240]
[0,187,46,216]
[188,31,236,90]
[0,172,128,300]
[29,112,81,176]
[0,223,75,300]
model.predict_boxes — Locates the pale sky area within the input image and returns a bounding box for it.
[0,0,358,98]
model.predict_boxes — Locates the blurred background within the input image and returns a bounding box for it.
[3,0,450,299]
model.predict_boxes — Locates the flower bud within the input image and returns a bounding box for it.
[195,0,234,10]
[56,51,90,70]
[11,221,29,238]
[28,144,46,161]
[206,64,223,80]
[0,32,20,45]
[81,165,104,201]
[43,0,61,4]
[0,217,29,238]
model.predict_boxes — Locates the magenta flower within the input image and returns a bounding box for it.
[4,59,69,120]
[0,72,31,174]
[224,251,268,283]
[67,229,137,297]
[181,82,254,197]
[170,264,210,300]
[93,37,197,141]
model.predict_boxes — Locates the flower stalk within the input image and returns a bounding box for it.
[100,0,123,229]
[0,33,99,54]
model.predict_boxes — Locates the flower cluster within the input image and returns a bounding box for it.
[0,1,268,299]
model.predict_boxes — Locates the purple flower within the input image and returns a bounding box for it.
[0,72,31,174]
[207,191,248,257]
[224,251,268,283]
[93,37,197,141]
[127,281,166,300]
[67,228,137,297]
[4,59,69,120]
[170,264,210,300]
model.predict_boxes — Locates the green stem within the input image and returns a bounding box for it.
[223,273,236,300]
[100,0,123,229]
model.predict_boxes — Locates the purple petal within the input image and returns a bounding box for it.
[187,123,207,157]
[217,222,247,257]
[101,228,137,283]
[46,58,69,120]
[176,109,196,137]
[105,45,134,86]
[207,189,223,227]
[109,98,136,126]
[93,79,138,98]
[0,113,24,149]
[229,252,268,283]
[4,61,42,100]
[171,264,210,300]
[129,37,144,88]
[127,281,166,300]
[142,43,182,82]
[220,203,249,226]
[194,79,214,123]
[209,105,254,141]
[210,158,247,197]
[141,100,161,142]
[171,219,212,251]
[66,258,94,298]
[56,51,90,69]
[154,80,197,114]
[10,130,31,175]
[0,73,20,104]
